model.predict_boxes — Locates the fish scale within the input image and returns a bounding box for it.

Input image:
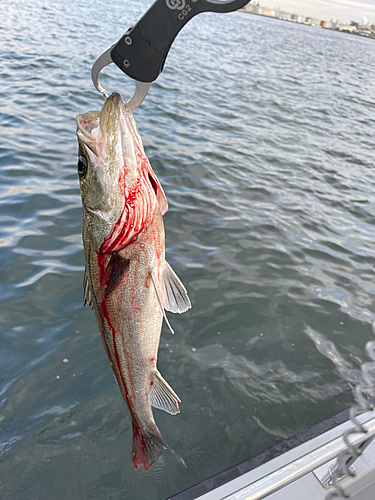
[76,92,191,469]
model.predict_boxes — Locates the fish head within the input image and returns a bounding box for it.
[76,93,168,252]
[76,106,122,251]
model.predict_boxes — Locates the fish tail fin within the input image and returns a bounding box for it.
[132,423,186,470]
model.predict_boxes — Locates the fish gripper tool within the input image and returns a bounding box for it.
[92,0,251,109]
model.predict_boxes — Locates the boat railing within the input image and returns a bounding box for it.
[222,413,375,500]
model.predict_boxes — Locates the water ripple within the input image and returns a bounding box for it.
[1,1,375,499]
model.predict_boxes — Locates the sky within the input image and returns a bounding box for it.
[263,0,375,24]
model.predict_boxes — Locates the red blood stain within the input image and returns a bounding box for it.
[96,254,139,436]
[132,427,151,470]
[98,148,167,257]
[94,146,169,470]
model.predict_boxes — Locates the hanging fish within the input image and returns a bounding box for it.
[76,92,191,469]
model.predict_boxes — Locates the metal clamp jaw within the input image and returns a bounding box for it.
[92,0,251,109]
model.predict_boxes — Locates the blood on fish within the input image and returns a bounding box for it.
[77,95,182,471]
[99,166,158,255]
[132,427,151,470]
[97,264,139,434]
[118,168,125,184]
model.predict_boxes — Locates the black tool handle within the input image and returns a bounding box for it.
[110,0,250,83]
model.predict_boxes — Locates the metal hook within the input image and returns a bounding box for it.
[91,43,151,109]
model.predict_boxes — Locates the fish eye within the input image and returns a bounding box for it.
[78,156,88,179]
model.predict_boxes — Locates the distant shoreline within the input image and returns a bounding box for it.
[239,10,375,40]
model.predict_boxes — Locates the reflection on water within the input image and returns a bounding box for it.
[1,1,375,498]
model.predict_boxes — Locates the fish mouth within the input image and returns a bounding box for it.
[76,93,142,189]
[100,92,126,124]
[76,93,134,157]
[76,111,100,146]
[99,92,132,140]
[76,93,137,149]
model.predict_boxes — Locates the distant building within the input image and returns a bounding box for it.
[311,18,321,27]
[239,2,365,34]
[291,13,303,23]
[277,10,292,21]
[262,7,276,17]
[242,3,255,13]
[336,24,357,32]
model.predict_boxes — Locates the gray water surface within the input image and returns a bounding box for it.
[1,1,375,499]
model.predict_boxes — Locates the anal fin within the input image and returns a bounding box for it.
[149,370,181,415]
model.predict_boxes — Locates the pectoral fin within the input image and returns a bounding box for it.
[149,370,181,415]
[97,253,130,303]
[150,270,174,334]
[160,262,191,314]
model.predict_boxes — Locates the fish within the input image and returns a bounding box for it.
[75,92,191,470]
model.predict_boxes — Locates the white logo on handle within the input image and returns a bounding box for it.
[166,0,186,10]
